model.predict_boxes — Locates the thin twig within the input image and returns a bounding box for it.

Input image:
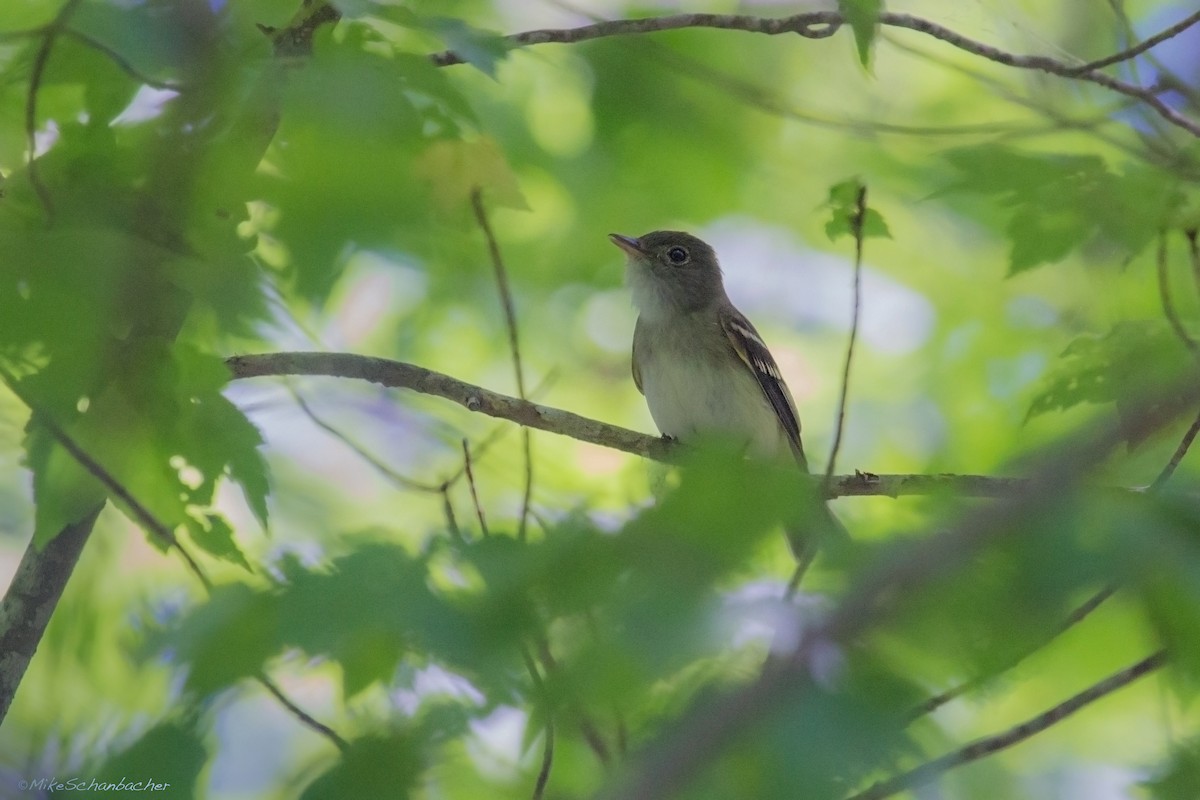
[462,439,490,538]
[61,28,185,91]
[1187,229,1200,291]
[1153,231,1200,489]
[824,184,866,482]
[441,485,464,543]
[1153,412,1200,490]
[257,672,348,751]
[1157,232,1200,357]
[847,650,1167,800]
[518,644,555,799]
[427,11,1200,138]
[25,0,86,221]
[289,386,443,493]
[471,189,534,540]
[1065,9,1200,74]
[909,585,1116,720]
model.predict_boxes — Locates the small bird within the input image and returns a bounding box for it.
[610,230,844,561]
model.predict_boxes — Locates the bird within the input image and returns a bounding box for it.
[609,229,845,563]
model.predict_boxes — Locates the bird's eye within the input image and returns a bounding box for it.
[666,246,689,264]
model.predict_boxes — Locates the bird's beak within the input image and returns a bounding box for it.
[609,233,644,257]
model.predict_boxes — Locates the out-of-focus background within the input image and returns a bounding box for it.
[1,1,1199,798]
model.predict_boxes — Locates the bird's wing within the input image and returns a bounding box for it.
[631,316,645,395]
[720,306,808,470]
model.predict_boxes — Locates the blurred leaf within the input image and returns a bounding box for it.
[93,720,207,798]
[163,583,281,694]
[824,178,891,241]
[23,422,106,548]
[941,146,1183,273]
[1027,322,1195,445]
[424,17,510,78]
[301,732,422,800]
[839,0,883,67]
[1145,738,1200,800]
[186,513,251,570]
[415,136,528,212]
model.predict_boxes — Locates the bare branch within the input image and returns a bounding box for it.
[1157,232,1200,358]
[471,189,534,541]
[1066,9,1200,74]
[824,184,866,482]
[1154,232,1200,489]
[848,650,1167,800]
[226,351,1192,501]
[462,439,490,539]
[427,11,1200,138]
[0,505,99,723]
[428,11,841,67]
[518,644,555,799]
[909,585,1116,720]
[289,386,443,493]
[257,672,348,752]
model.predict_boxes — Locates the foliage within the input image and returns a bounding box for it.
[1,1,1200,799]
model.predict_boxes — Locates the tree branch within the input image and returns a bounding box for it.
[223,352,1168,499]
[471,189,534,540]
[908,585,1116,720]
[824,183,866,482]
[848,650,1167,800]
[0,505,99,722]
[427,11,1200,138]
[225,351,1180,502]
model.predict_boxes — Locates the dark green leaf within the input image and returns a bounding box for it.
[839,0,883,67]
[187,513,252,570]
[1026,321,1195,427]
[94,721,208,798]
[301,733,422,800]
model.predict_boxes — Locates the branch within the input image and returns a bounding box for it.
[908,585,1115,720]
[824,183,866,482]
[1154,232,1200,489]
[848,650,1167,800]
[472,189,534,540]
[0,505,99,722]
[1066,9,1200,74]
[427,11,1200,138]
[226,352,1180,502]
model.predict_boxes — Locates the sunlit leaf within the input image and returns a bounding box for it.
[839,0,883,67]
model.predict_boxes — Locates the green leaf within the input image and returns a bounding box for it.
[94,721,208,797]
[1026,322,1195,425]
[941,145,1184,273]
[839,0,883,67]
[186,513,251,570]
[301,733,422,800]
[422,16,510,78]
[24,422,106,549]
[414,136,528,212]
[823,178,891,242]
[1145,738,1200,800]
[161,583,281,695]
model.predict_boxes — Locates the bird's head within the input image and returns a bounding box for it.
[609,230,726,318]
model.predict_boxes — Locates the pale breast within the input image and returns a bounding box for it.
[638,318,789,461]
